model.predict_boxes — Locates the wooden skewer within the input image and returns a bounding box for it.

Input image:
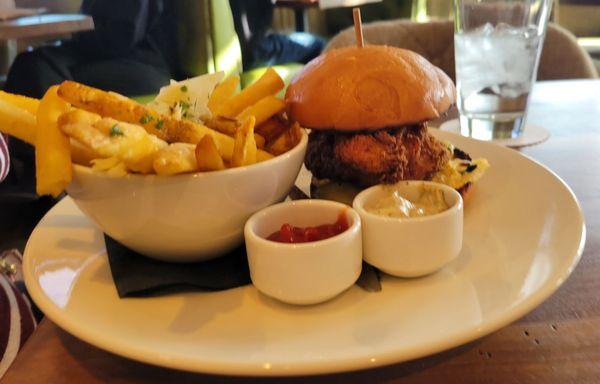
[353,7,364,48]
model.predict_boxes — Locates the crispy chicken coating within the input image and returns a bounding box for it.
[305,123,450,186]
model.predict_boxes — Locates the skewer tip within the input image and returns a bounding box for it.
[353,7,364,48]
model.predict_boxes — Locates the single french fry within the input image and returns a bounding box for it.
[0,103,100,162]
[94,119,168,174]
[211,95,284,137]
[254,133,265,149]
[255,116,289,144]
[70,139,99,166]
[231,116,257,167]
[35,86,72,197]
[205,115,237,136]
[90,157,128,176]
[60,122,110,153]
[0,99,37,144]
[292,122,302,142]
[237,95,285,126]
[153,143,198,175]
[58,108,102,126]
[195,135,226,171]
[91,156,121,171]
[56,110,105,165]
[214,68,284,118]
[58,80,193,143]
[57,80,273,162]
[207,75,239,113]
[256,148,273,162]
[0,90,39,114]
[60,117,167,174]
[266,122,302,156]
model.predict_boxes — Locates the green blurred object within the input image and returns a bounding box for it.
[175,0,242,78]
[174,0,303,89]
[241,64,305,96]
[324,0,412,36]
[410,0,453,22]
[132,94,156,105]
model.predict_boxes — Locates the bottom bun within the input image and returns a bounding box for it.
[310,178,363,206]
[311,177,474,206]
[310,144,485,205]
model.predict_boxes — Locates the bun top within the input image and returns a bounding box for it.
[285,45,456,131]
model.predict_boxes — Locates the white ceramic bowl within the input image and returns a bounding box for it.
[353,181,463,277]
[66,131,308,262]
[244,200,362,305]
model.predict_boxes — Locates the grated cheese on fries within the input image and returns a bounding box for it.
[0,68,304,196]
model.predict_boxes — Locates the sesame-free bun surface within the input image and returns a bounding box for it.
[285,45,456,131]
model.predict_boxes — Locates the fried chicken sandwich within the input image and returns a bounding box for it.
[285,45,488,204]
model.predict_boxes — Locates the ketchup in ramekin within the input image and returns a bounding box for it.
[266,212,349,243]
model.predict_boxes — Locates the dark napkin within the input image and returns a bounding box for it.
[104,187,309,299]
[105,186,382,298]
[105,236,251,298]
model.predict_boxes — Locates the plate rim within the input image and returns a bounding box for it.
[23,131,587,376]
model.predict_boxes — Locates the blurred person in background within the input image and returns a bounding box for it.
[1,0,178,199]
[4,0,178,99]
[229,0,326,69]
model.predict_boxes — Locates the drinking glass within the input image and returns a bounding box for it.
[453,0,553,140]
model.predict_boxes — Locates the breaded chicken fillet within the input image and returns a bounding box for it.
[304,123,450,187]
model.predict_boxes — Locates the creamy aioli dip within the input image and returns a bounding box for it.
[366,186,449,218]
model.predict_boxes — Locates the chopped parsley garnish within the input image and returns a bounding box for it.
[180,85,188,92]
[109,124,124,137]
[179,100,191,111]
[155,119,164,130]
[139,114,154,124]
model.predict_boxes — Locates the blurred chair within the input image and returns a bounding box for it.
[0,0,17,80]
[326,19,598,80]
[174,0,303,89]
[323,0,412,37]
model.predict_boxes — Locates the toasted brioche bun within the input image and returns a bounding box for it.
[285,45,456,131]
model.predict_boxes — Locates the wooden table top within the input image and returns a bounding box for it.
[4,79,600,383]
[0,14,94,40]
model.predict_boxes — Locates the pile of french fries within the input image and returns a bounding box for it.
[0,68,303,197]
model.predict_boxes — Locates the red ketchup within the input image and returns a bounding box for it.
[267,212,349,243]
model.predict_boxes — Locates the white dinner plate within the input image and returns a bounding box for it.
[23,130,585,376]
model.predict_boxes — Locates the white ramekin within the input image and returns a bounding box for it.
[353,181,463,277]
[244,199,362,305]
